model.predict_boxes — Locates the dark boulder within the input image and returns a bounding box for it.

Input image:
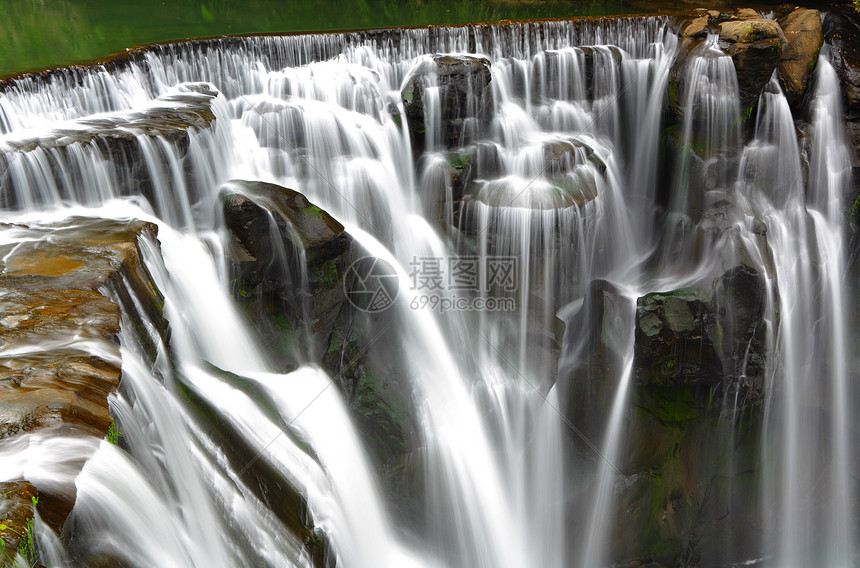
[823,5,860,164]
[221,181,421,528]
[402,54,492,153]
[633,265,769,401]
[220,180,352,363]
[634,286,722,387]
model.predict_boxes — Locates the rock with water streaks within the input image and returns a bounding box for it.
[778,8,823,109]
[0,83,216,154]
[402,54,492,153]
[718,17,784,112]
[0,83,218,215]
[221,181,420,524]
[673,10,786,116]
[823,5,860,165]
[220,179,352,363]
[634,286,722,387]
[633,265,768,398]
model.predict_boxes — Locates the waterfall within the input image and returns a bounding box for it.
[0,13,857,568]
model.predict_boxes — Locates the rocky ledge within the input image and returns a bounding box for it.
[0,217,163,543]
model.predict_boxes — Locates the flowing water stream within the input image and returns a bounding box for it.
[0,15,856,568]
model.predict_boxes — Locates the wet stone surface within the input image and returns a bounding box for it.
[0,217,161,531]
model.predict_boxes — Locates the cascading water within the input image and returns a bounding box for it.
[0,11,857,568]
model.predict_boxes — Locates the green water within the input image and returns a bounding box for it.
[0,0,651,77]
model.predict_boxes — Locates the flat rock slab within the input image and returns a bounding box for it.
[0,217,159,530]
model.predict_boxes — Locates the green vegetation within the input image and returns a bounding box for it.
[851,191,860,223]
[635,387,700,426]
[303,204,325,219]
[107,417,122,445]
[0,495,39,568]
[0,0,651,77]
[315,259,340,288]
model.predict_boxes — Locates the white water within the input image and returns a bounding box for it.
[0,16,856,568]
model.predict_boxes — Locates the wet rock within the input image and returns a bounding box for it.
[220,180,352,363]
[576,46,624,101]
[718,18,784,112]
[220,180,420,527]
[718,18,781,44]
[823,6,860,163]
[824,6,860,121]
[0,83,216,153]
[634,286,722,387]
[613,387,764,567]
[0,83,218,214]
[459,137,605,212]
[712,265,768,398]
[561,272,766,566]
[0,219,161,437]
[0,481,37,566]
[633,265,769,402]
[174,364,330,568]
[310,248,425,535]
[571,266,769,567]
[0,217,164,531]
[778,8,823,109]
[559,280,631,442]
[402,54,492,153]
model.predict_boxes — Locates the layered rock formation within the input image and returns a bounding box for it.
[0,218,163,543]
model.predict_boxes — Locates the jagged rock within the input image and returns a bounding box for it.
[220,180,352,363]
[402,54,492,153]
[718,18,784,112]
[0,217,164,531]
[778,9,823,109]
[633,265,769,401]
[634,286,721,387]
